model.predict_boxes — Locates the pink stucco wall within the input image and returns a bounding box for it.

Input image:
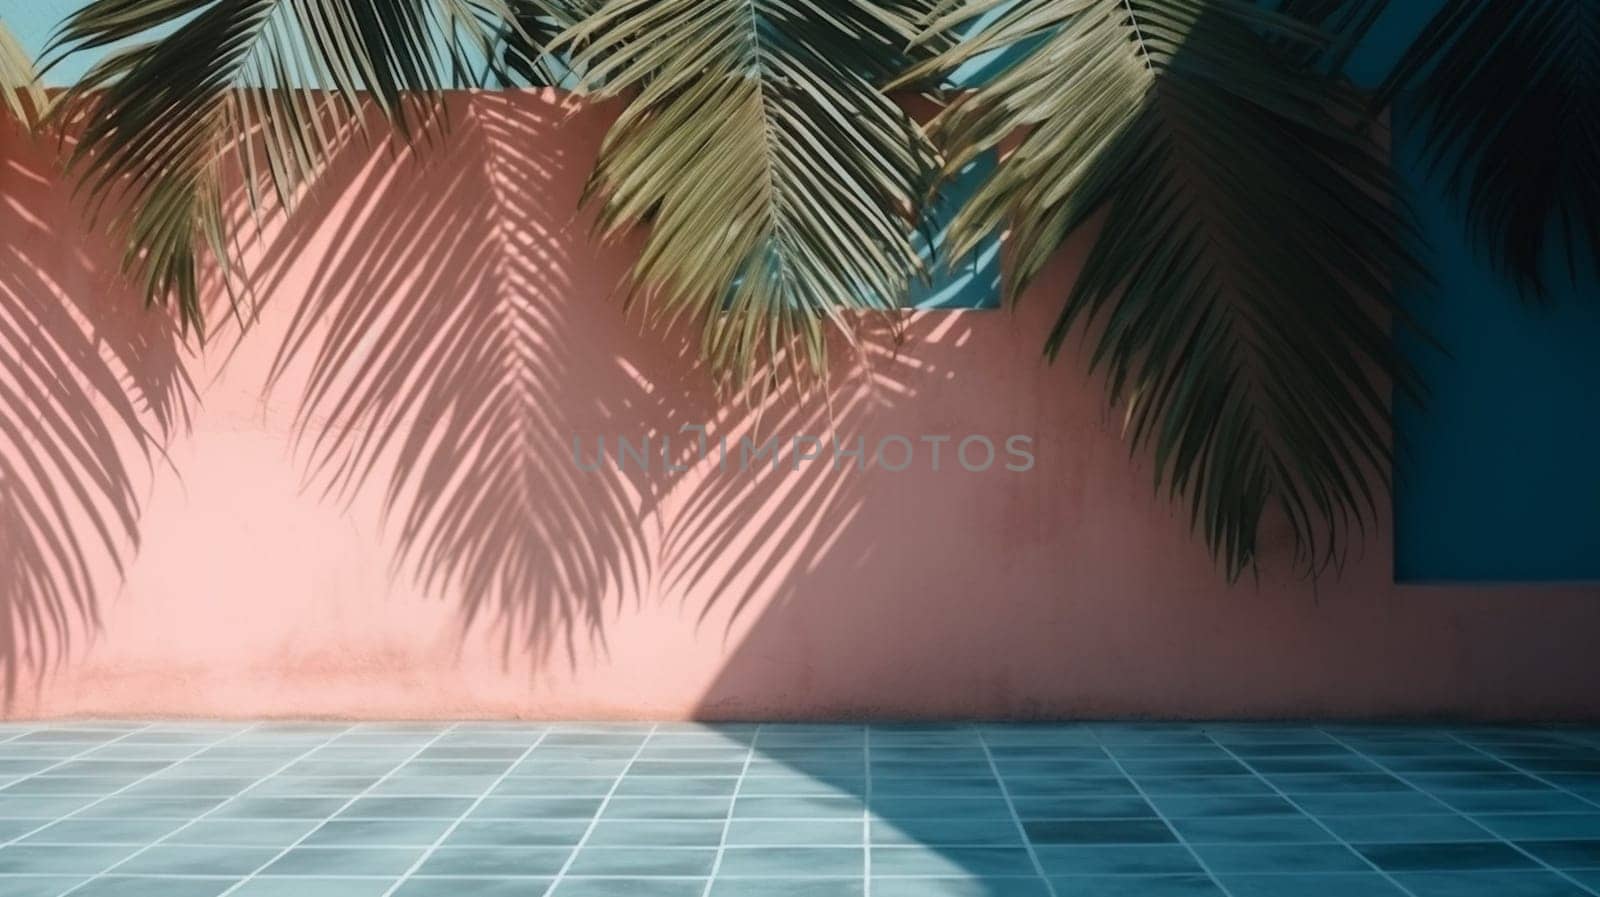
[2,92,1597,721]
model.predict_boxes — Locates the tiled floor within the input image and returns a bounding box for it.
[0,723,1598,896]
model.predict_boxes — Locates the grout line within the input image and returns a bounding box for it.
[1093,729,1243,897]
[52,723,346,897]
[2,723,223,851]
[699,726,759,897]
[1208,730,1431,897]
[545,723,659,895]
[1444,732,1600,813]
[1340,730,1600,897]
[377,726,553,897]
[210,723,462,897]
[0,723,159,821]
[976,725,1060,897]
[863,725,872,897]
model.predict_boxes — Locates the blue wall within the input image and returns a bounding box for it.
[1346,2,1600,582]
[3,1,153,85]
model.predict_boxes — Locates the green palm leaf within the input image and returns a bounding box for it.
[494,0,590,86]
[907,0,1426,578]
[0,19,47,128]
[1378,0,1600,298]
[555,0,940,388]
[1276,0,1389,74]
[47,0,517,332]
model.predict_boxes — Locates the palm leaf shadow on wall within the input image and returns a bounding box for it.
[243,91,960,666]
[0,131,192,701]
[33,0,1471,587]
[246,93,650,664]
[900,0,1425,580]
[656,324,958,629]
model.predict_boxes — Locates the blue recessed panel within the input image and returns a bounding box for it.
[1345,1,1600,581]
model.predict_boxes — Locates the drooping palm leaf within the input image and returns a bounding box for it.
[1375,0,1600,298]
[906,0,1426,578]
[495,0,589,86]
[554,0,940,388]
[0,19,47,128]
[47,0,517,332]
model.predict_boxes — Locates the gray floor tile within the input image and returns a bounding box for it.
[262,846,424,876]
[165,820,320,847]
[0,844,140,874]
[230,878,400,897]
[1024,818,1175,844]
[873,879,1052,897]
[1517,840,1600,870]
[21,818,187,844]
[707,879,860,897]
[586,820,726,848]
[1048,876,1224,897]
[871,845,1037,876]
[565,847,718,876]
[554,881,705,897]
[1320,814,1492,844]
[68,877,240,897]
[414,846,572,877]
[336,797,476,819]
[1167,814,1334,844]
[1034,844,1203,876]
[1220,873,1407,897]
[444,819,592,847]
[869,818,1019,847]
[1192,842,1371,873]
[112,845,282,875]
[0,877,88,897]
[1358,841,1541,871]
[717,846,863,877]
[1394,871,1596,897]
[1475,813,1600,840]
[395,879,552,897]
[300,818,454,847]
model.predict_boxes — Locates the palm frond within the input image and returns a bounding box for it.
[555,0,940,388]
[908,0,1426,579]
[1276,0,1389,74]
[47,0,517,333]
[0,19,47,128]
[495,0,590,86]
[1379,0,1600,298]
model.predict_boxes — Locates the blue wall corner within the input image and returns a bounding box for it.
[1348,2,1600,582]
[1390,116,1600,582]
